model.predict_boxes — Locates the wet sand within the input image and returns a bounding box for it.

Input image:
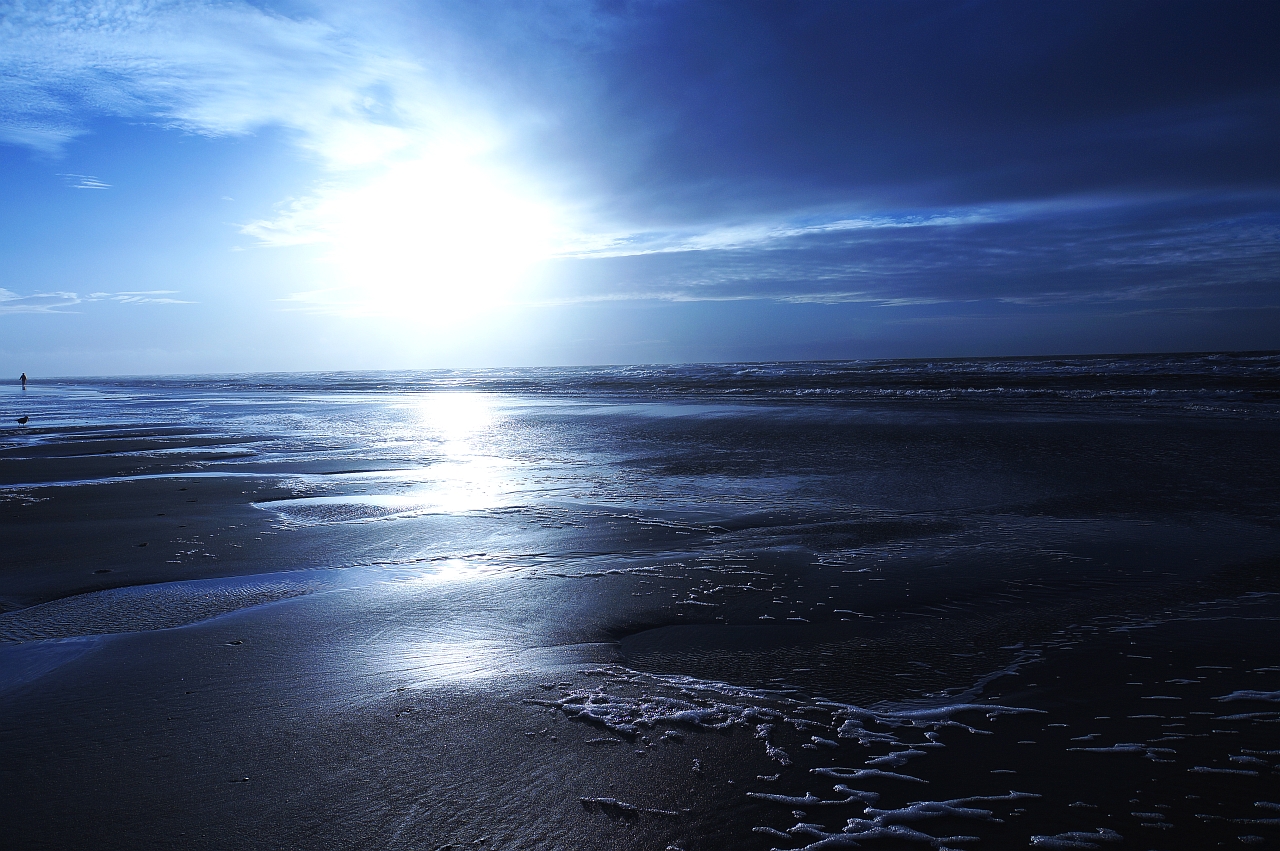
[2,364,1279,849]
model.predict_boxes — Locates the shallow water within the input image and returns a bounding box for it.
[1,353,1278,849]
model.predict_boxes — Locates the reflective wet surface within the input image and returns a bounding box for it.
[1,355,1279,849]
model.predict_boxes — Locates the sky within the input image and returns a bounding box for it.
[1,0,1279,374]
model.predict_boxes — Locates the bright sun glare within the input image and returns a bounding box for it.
[412,391,512,513]
[323,149,557,318]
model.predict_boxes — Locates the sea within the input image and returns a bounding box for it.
[1,351,1279,850]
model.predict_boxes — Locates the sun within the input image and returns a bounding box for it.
[322,149,557,318]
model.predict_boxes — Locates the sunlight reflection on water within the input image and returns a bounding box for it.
[407,391,515,513]
[392,558,503,583]
[387,639,523,684]
[377,638,612,687]
[414,391,496,441]
[263,392,528,521]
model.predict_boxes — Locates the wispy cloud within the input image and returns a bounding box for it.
[273,287,365,316]
[0,1,487,167]
[552,209,1004,260]
[0,288,191,313]
[88,290,193,304]
[0,288,82,314]
[516,196,1280,309]
[58,173,110,189]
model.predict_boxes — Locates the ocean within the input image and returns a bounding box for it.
[2,352,1279,849]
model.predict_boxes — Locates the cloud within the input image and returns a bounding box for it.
[549,209,1001,260]
[91,290,193,304]
[0,288,83,313]
[522,194,1280,310]
[0,288,191,313]
[0,0,482,168]
[58,173,110,189]
[545,2,1280,220]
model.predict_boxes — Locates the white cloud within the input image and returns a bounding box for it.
[94,290,192,304]
[551,194,1180,262]
[59,173,110,189]
[0,288,82,313]
[0,0,476,168]
[0,288,191,312]
[553,209,1003,260]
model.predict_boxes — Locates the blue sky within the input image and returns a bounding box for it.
[2,0,1278,374]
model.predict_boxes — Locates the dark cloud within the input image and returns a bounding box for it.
[531,196,1280,311]
[463,1,1280,226]
[436,0,1280,343]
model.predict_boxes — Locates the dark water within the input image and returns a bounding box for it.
[1,352,1279,850]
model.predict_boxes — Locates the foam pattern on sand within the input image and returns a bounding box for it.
[1028,828,1123,849]
[755,792,1040,849]
[545,598,1280,848]
[527,665,1044,849]
[0,575,322,641]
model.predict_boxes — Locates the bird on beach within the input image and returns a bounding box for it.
[16,416,28,425]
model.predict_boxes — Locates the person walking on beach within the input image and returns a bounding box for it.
[20,372,26,389]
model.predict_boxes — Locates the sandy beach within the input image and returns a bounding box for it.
[2,360,1279,849]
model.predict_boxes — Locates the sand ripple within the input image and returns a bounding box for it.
[0,576,321,642]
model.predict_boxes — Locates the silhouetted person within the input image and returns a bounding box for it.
[20,372,26,389]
